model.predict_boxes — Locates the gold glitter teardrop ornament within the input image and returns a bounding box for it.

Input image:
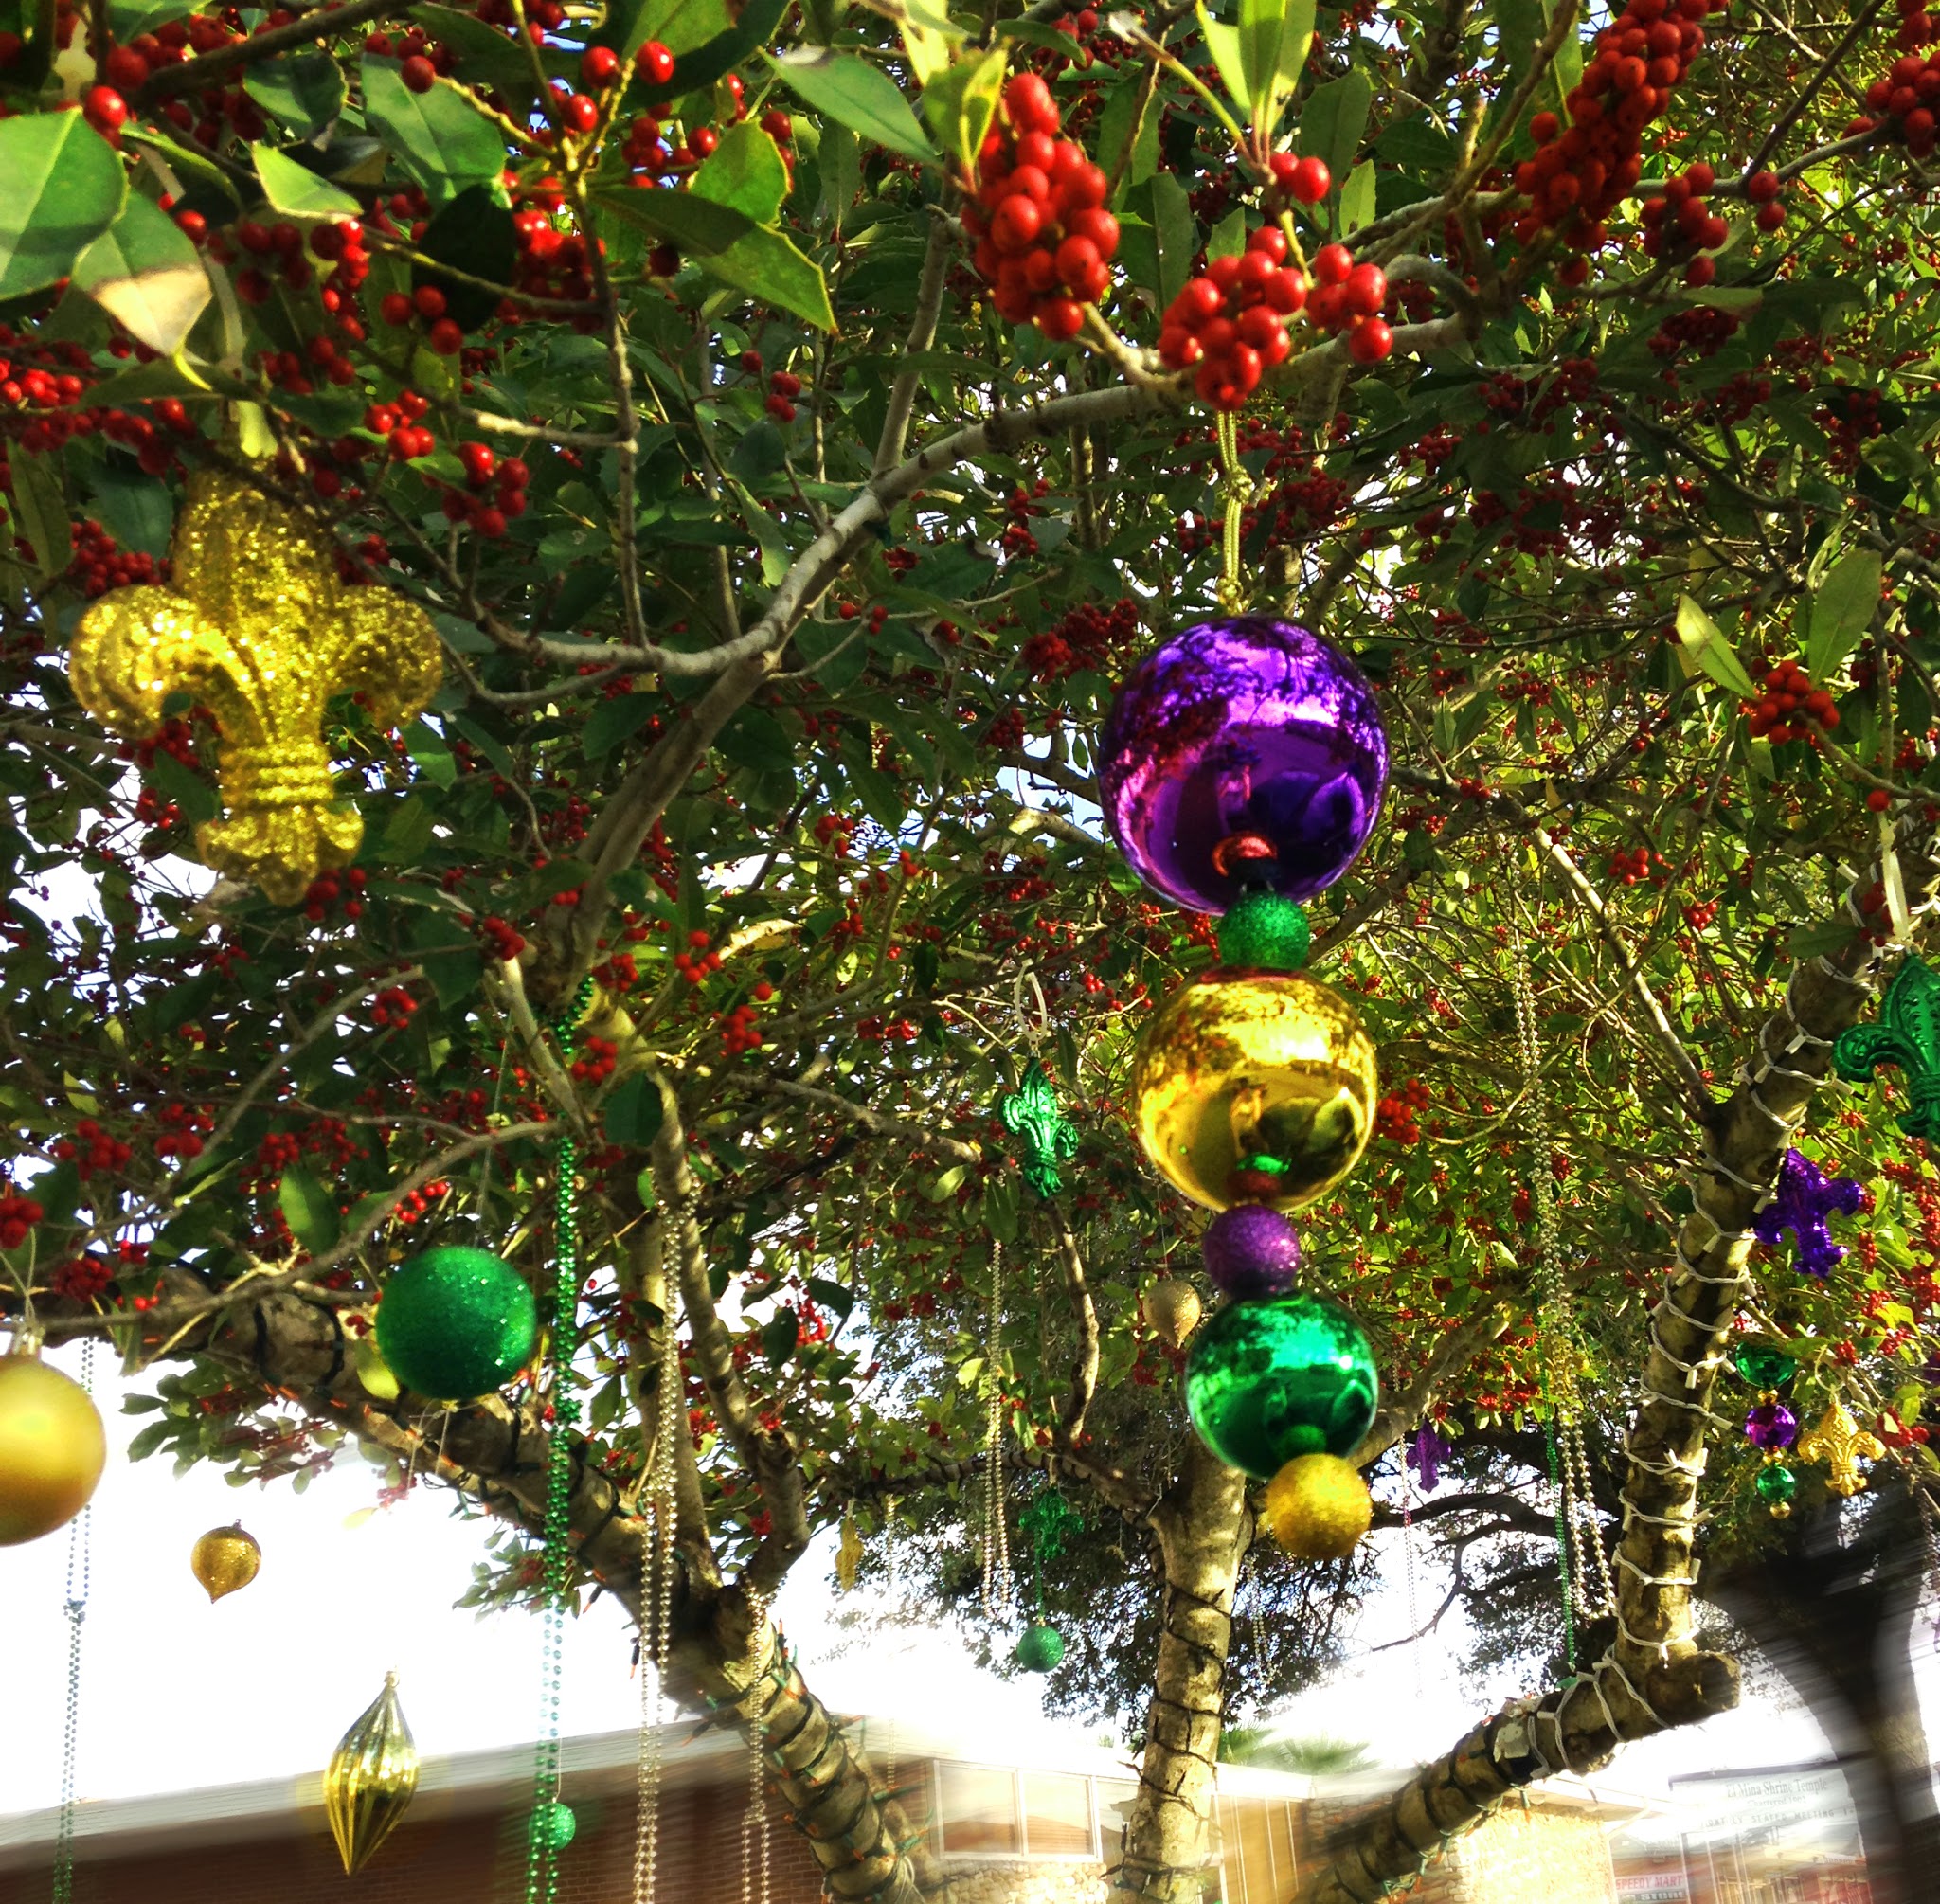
[324,1672,420,1875]
[190,1522,260,1601]
[69,471,442,906]
[1796,1398,1887,1498]
[1131,969,1378,1212]
[1263,1453,1373,1560]
[835,1513,863,1591]
[1141,1279,1203,1349]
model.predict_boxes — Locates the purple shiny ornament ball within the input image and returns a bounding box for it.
[1201,1205,1302,1299]
[1745,1401,1799,1450]
[1100,617,1389,914]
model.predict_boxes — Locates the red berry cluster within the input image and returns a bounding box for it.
[478,915,527,962]
[1304,243,1393,362]
[52,1255,115,1302]
[570,1035,619,1084]
[68,518,161,599]
[1022,597,1141,682]
[1608,845,1667,886]
[674,930,723,983]
[53,1119,132,1180]
[393,1178,451,1229]
[365,388,436,463]
[813,813,856,856]
[1640,162,1728,286]
[438,442,524,540]
[1159,228,1306,407]
[379,280,469,357]
[763,368,804,422]
[1265,153,1332,210]
[1747,656,1839,743]
[155,1103,213,1163]
[370,985,419,1028]
[1682,897,1720,928]
[1861,44,1940,154]
[0,1189,43,1249]
[1375,1078,1430,1145]
[963,72,1118,340]
[1515,0,1720,281]
[301,865,367,924]
[719,1001,764,1055]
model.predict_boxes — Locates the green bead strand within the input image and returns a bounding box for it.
[524,979,595,1904]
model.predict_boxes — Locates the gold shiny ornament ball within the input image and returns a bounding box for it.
[191,1523,261,1601]
[1263,1454,1373,1560]
[0,1353,107,1546]
[1131,970,1378,1212]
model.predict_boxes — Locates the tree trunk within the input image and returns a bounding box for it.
[1111,1433,1250,1904]
[1713,1486,1940,1904]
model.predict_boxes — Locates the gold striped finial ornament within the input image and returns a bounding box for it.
[324,1672,420,1876]
[189,1523,260,1602]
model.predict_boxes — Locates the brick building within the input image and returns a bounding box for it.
[0,1719,1625,1904]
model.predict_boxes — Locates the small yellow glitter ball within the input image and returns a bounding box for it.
[1263,1453,1372,1560]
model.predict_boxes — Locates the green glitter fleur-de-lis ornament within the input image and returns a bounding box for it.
[1834,954,1940,1141]
[998,1058,1079,1198]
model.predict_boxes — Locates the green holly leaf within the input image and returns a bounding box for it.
[0,113,129,301]
[1806,548,1882,687]
[691,122,790,225]
[279,1165,342,1255]
[362,56,507,197]
[1674,594,1759,699]
[766,49,937,166]
[699,226,835,332]
[72,193,210,357]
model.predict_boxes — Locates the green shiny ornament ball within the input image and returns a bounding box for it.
[376,1247,539,1402]
[1754,1463,1797,1508]
[1184,1293,1378,1482]
[1015,1624,1065,1673]
[1216,890,1311,972]
[532,1802,576,1852]
[1733,1342,1798,1389]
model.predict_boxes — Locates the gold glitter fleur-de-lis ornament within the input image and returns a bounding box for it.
[69,471,442,905]
[1796,1399,1888,1498]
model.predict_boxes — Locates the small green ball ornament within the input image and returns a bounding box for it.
[1754,1462,1797,1514]
[531,1802,576,1852]
[1733,1342,1798,1389]
[1015,1623,1065,1672]
[376,1246,538,1401]
[1184,1292,1378,1482]
[1216,890,1310,972]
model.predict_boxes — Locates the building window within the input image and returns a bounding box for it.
[1022,1773,1094,1858]
[940,1764,1022,1855]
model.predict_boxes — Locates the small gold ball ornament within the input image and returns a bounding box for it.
[190,1523,261,1601]
[1141,1279,1203,1349]
[1131,970,1378,1211]
[1263,1453,1373,1560]
[0,1351,107,1546]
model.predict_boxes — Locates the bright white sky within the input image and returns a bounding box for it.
[0,1343,1908,1823]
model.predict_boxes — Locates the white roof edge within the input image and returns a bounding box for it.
[0,1718,1319,1870]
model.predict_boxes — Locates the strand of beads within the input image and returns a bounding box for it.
[525,977,595,1904]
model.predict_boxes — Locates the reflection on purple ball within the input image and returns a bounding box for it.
[1746,1401,1799,1450]
[1100,617,1389,914]
[1202,1205,1302,1299]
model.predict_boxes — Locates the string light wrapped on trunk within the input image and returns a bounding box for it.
[1098,615,1391,1556]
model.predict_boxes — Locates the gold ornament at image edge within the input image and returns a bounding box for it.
[190,1523,261,1601]
[0,1354,107,1547]
[1131,970,1377,1211]
[67,471,442,906]
[324,1673,420,1875]
[1264,1453,1372,1560]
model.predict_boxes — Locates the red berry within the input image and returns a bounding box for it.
[581,45,620,84]
[401,54,436,92]
[563,92,600,134]
[636,40,675,84]
[1347,316,1393,363]
[1287,154,1331,203]
[379,291,413,326]
[84,84,128,131]
[1313,242,1352,286]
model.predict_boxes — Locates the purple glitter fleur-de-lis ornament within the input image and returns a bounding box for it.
[1751,1148,1867,1280]
[1407,1426,1452,1493]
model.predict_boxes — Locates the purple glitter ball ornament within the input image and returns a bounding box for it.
[1745,1401,1799,1450]
[1201,1205,1302,1299]
[1100,617,1389,914]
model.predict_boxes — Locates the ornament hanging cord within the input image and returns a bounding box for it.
[52,1338,93,1904]
[525,975,595,1904]
[1215,410,1254,613]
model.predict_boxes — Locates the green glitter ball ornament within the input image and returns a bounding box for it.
[531,1802,576,1852]
[376,1246,538,1402]
[1216,890,1310,972]
[1733,1342,1798,1389]
[1015,1623,1065,1672]
[1754,1462,1797,1516]
[1184,1292,1377,1482]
